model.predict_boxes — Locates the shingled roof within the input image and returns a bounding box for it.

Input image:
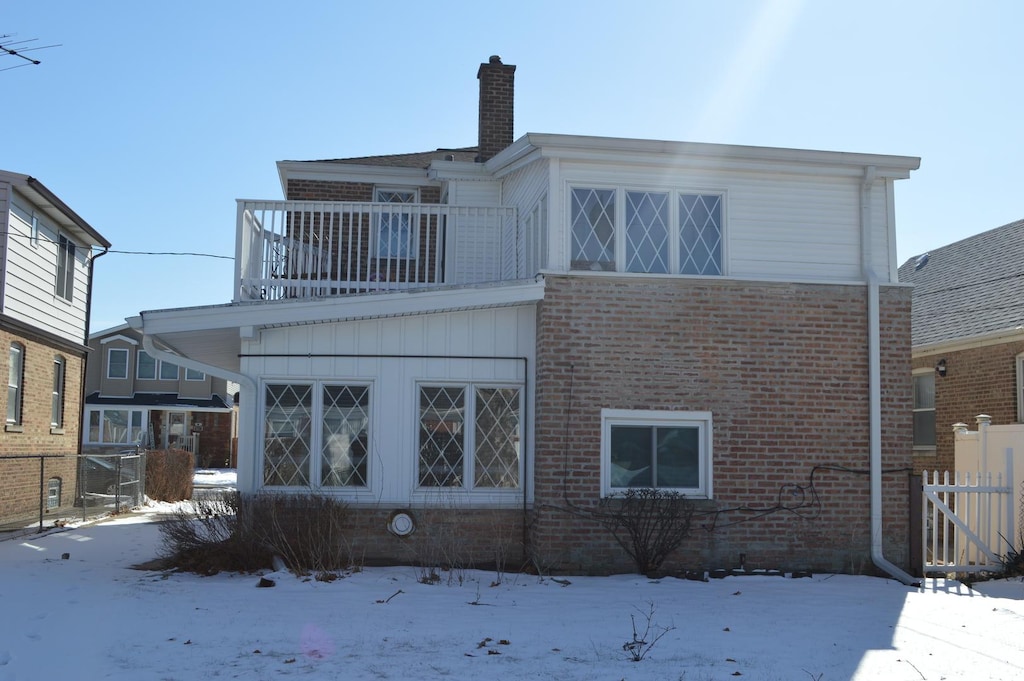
[292,147,479,169]
[898,218,1024,347]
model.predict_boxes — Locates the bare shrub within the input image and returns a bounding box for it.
[248,492,353,577]
[145,449,194,502]
[621,601,675,662]
[158,492,353,577]
[157,491,272,574]
[594,488,695,575]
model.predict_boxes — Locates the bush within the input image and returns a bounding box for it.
[157,491,353,577]
[594,488,695,575]
[145,449,194,502]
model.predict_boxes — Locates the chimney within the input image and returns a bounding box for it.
[476,55,516,162]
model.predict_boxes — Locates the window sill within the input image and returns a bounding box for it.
[4,424,24,433]
[912,447,937,456]
[50,427,66,435]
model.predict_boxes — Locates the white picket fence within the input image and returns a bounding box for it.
[922,449,1015,575]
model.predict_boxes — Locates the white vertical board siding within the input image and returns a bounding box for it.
[502,158,550,276]
[554,160,897,283]
[240,304,537,504]
[1,193,89,343]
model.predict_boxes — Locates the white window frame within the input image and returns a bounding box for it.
[55,233,76,301]
[51,355,65,428]
[912,369,937,452]
[106,348,129,380]
[185,368,205,381]
[1016,353,1024,423]
[374,187,418,261]
[569,184,726,276]
[415,382,523,494]
[600,409,713,498]
[261,380,374,492]
[159,360,179,381]
[7,342,24,425]
[85,407,147,444]
[137,351,157,380]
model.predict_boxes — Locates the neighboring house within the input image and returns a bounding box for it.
[128,57,920,576]
[0,170,110,523]
[898,219,1024,474]
[83,324,235,467]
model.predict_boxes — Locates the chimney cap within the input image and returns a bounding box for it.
[488,55,502,64]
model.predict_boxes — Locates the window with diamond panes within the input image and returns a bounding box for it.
[570,188,616,271]
[321,385,369,487]
[473,387,521,488]
[264,384,313,486]
[418,386,465,487]
[625,191,670,274]
[679,194,722,275]
[375,189,416,260]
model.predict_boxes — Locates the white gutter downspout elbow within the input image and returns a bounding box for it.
[128,315,259,493]
[861,167,918,586]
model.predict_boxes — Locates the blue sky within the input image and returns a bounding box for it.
[3,0,1021,332]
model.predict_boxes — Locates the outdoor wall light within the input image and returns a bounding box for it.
[935,359,947,377]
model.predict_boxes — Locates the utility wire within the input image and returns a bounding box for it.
[0,230,232,260]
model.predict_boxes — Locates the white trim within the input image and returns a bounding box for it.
[600,409,713,499]
[99,334,138,346]
[913,327,1024,357]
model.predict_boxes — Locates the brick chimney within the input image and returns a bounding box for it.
[476,55,516,162]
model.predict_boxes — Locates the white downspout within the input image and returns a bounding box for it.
[861,166,918,585]
[127,315,259,494]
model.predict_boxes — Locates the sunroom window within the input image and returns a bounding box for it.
[375,189,417,260]
[570,187,723,275]
[418,384,522,490]
[602,409,712,498]
[263,382,371,489]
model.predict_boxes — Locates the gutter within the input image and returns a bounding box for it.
[128,314,258,490]
[861,166,918,586]
[78,246,109,462]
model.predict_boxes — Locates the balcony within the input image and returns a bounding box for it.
[235,200,523,302]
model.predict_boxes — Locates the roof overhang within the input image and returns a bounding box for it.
[0,170,111,248]
[486,133,921,180]
[913,326,1024,357]
[129,279,546,373]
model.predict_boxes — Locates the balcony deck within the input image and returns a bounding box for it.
[235,200,522,302]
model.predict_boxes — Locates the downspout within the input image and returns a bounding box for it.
[128,315,258,492]
[79,246,109,461]
[861,166,917,585]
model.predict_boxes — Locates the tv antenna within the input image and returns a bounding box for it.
[1,34,61,72]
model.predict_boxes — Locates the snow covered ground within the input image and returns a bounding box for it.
[1,470,1022,681]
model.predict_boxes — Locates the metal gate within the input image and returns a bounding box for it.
[922,449,1014,574]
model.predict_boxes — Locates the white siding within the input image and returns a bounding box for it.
[502,158,550,276]
[2,193,89,344]
[238,305,537,503]
[552,160,896,284]
[0,183,9,311]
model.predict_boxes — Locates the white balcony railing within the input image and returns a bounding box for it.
[235,200,520,301]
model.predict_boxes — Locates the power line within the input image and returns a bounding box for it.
[0,230,232,260]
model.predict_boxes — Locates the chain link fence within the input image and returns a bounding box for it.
[0,450,147,535]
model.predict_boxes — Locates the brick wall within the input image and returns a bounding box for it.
[530,276,913,575]
[911,340,1024,474]
[0,328,84,522]
[194,411,233,468]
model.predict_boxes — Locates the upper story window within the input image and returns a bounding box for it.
[160,360,180,381]
[601,409,713,498]
[185,368,205,381]
[7,343,25,425]
[913,371,936,451]
[374,188,417,260]
[137,351,157,380]
[52,355,65,428]
[55,234,76,301]
[107,348,129,380]
[571,187,723,275]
